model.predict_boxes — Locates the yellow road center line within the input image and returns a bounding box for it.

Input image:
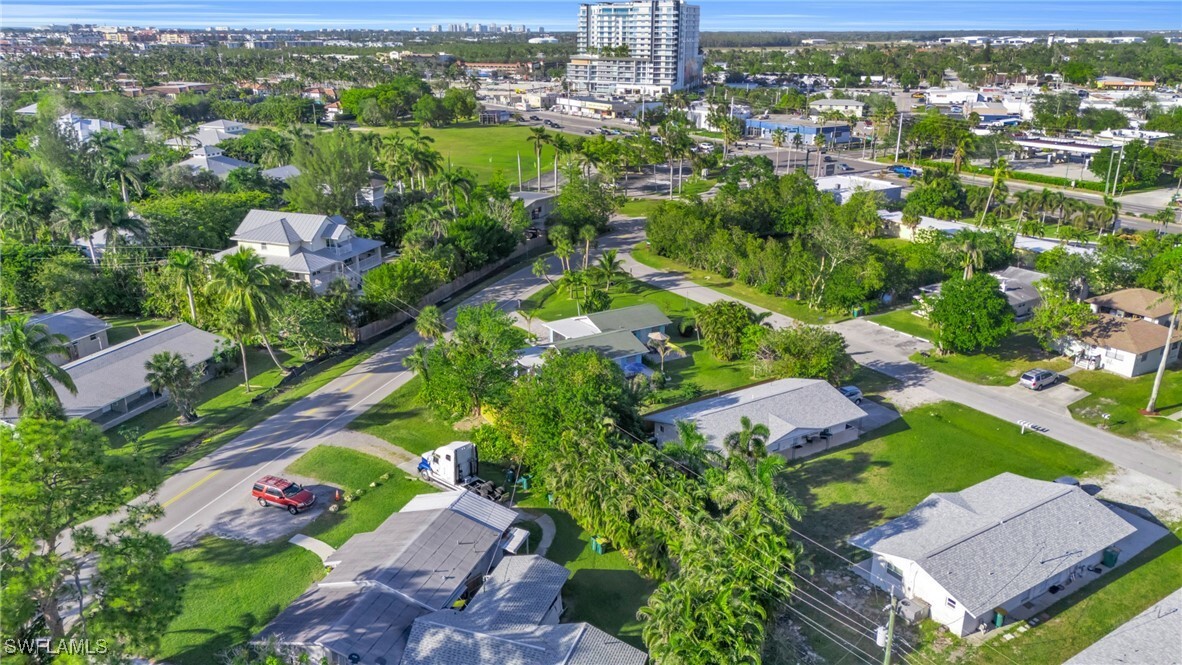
[162,470,222,508]
[342,375,368,392]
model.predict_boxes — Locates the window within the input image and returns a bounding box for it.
[266,488,282,497]
[259,243,268,251]
[946,598,957,609]
[89,334,98,341]
[883,560,903,580]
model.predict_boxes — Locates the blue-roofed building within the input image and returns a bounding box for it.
[744,116,852,144]
[215,210,385,294]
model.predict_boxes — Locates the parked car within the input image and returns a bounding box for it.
[529,115,541,121]
[1019,368,1059,391]
[551,123,562,129]
[839,163,854,172]
[585,129,596,135]
[889,165,918,178]
[251,476,316,514]
[911,92,926,99]
[838,386,864,405]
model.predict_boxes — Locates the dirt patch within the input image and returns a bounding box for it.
[880,384,943,411]
[1086,466,1182,527]
[320,430,416,467]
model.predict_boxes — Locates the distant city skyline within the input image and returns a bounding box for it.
[4,0,1179,32]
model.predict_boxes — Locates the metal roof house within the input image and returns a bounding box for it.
[644,378,868,460]
[851,473,1138,637]
[1,323,224,430]
[174,145,257,178]
[216,210,384,294]
[402,555,648,664]
[56,113,124,143]
[28,309,111,364]
[535,304,672,374]
[257,490,644,665]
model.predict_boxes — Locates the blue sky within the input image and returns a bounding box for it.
[3,0,1178,31]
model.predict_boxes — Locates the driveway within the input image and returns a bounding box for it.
[997,381,1091,416]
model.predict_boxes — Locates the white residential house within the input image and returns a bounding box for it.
[1060,314,1179,378]
[165,118,250,148]
[217,210,384,294]
[1086,288,1174,327]
[56,113,124,143]
[644,378,869,460]
[175,145,256,178]
[852,474,1141,637]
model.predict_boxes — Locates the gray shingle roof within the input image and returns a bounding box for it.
[2,323,224,420]
[401,555,648,665]
[261,165,301,181]
[28,309,110,342]
[257,490,517,665]
[644,378,868,452]
[552,329,649,360]
[177,154,256,177]
[1064,586,1182,665]
[851,473,1138,617]
[584,304,672,334]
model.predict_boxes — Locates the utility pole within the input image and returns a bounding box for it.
[1109,144,1126,197]
[882,589,898,665]
[893,113,904,163]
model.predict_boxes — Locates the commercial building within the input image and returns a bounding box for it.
[744,116,852,145]
[808,98,866,119]
[566,0,702,95]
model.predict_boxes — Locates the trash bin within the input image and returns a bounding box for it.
[1102,547,1121,568]
[590,536,607,555]
[993,608,1007,629]
[851,307,864,318]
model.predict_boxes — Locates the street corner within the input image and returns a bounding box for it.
[205,476,339,545]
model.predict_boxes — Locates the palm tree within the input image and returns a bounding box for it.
[662,420,717,477]
[595,248,627,291]
[578,224,598,270]
[532,256,554,287]
[1101,195,1121,234]
[144,351,201,422]
[378,133,411,193]
[51,192,101,264]
[92,200,147,256]
[415,305,446,342]
[167,249,204,323]
[402,342,431,380]
[713,454,801,525]
[89,130,143,203]
[1,172,51,242]
[771,128,787,173]
[959,234,985,279]
[1,314,77,412]
[527,126,551,192]
[1145,269,1181,414]
[436,165,475,214]
[721,416,770,462]
[647,331,678,373]
[791,133,804,171]
[205,248,287,374]
[979,157,1011,225]
[952,135,975,174]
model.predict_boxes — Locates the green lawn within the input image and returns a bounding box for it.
[631,243,844,324]
[646,334,754,411]
[617,197,664,218]
[524,276,700,325]
[103,315,172,345]
[347,375,461,456]
[1067,368,1182,448]
[949,535,1182,665]
[783,401,1111,565]
[869,307,1072,386]
[365,122,558,183]
[157,537,325,665]
[285,446,438,548]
